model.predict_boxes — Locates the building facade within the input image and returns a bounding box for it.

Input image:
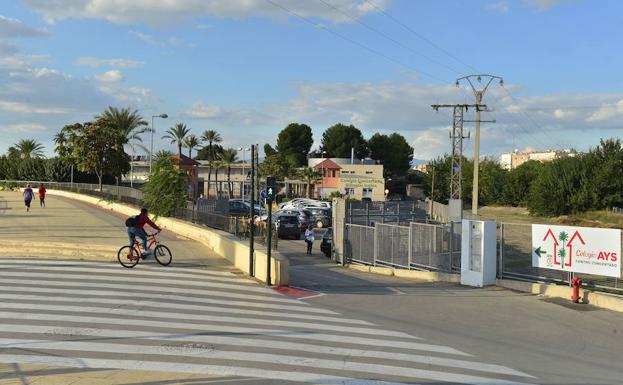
[499,149,577,170]
[310,158,385,201]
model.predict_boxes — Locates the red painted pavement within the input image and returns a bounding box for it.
[272,285,322,299]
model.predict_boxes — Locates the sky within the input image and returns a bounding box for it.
[0,0,622,162]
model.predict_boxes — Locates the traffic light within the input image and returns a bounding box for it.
[266,176,276,203]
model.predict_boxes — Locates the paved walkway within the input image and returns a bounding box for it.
[0,191,227,267]
[0,258,534,385]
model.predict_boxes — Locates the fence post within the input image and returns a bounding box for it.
[448,221,453,272]
[381,202,385,224]
[499,223,505,278]
[397,203,401,225]
[366,204,370,227]
[408,223,413,270]
[373,224,378,266]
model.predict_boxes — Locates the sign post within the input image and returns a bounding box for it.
[532,224,621,278]
[265,176,276,286]
[249,145,255,277]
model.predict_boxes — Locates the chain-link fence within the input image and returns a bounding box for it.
[344,224,375,265]
[343,221,461,272]
[499,222,623,293]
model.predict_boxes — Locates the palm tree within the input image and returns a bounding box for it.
[212,160,224,198]
[14,139,45,159]
[162,123,191,155]
[219,148,238,198]
[298,167,322,198]
[97,106,148,157]
[200,129,222,197]
[154,149,174,161]
[184,135,201,158]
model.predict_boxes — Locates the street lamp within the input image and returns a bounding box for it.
[149,113,168,173]
[237,147,251,203]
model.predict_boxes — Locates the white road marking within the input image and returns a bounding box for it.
[0,311,466,356]
[0,323,532,378]
[0,338,534,385]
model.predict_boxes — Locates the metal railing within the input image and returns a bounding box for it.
[344,221,461,273]
[346,200,427,226]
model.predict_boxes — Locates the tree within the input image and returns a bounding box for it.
[276,123,313,166]
[97,106,147,158]
[212,160,224,197]
[162,123,191,155]
[298,167,322,198]
[184,134,201,158]
[14,139,45,159]
[368,133,413,178]
[502,160,543,206]
[321,123,368,159]
[259,153,298,181]
[219,148,238,197]
[199,129,222,197]
[55,120,129,190]
[264,144,277,157]
[142,155,187,217]
[586,138,623,209]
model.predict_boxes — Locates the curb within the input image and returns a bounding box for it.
[496,279,623,313]
[346,264,461,283]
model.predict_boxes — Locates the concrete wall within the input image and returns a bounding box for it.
[47,189,289,286]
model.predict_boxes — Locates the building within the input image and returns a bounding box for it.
[309,158,385,201]
[499,149,577,170]
[413,163,430,173]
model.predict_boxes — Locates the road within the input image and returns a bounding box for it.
[0,190,622,384]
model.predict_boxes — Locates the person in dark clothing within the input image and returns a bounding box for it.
[127,208,161,257]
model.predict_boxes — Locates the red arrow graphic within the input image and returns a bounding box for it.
[543,228,560,265]
[565,231,585,267]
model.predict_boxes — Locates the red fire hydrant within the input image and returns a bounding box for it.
[571,276,582,303]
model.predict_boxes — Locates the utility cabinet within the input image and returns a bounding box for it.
[460,220,497,287]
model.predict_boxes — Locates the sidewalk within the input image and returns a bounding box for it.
[0,191,229,267]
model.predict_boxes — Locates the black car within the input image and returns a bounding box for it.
[228,200,250,216]
[307,207,332,228]
[274,214,301,239]
[320,230,332,258]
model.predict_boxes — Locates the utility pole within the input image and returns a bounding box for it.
[456,75,503,215]
[249,144,256,277]
[431,104,479,200]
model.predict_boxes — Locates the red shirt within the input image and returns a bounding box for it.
[38,187,46,198]
[134,212,161,232]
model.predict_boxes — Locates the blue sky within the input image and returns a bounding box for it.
[0,0,621,161]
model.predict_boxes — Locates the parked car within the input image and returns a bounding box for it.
[307,207,332,228]
[228,200,250,216]
[273,214,301,239]
[320,230,332,258]
[280,209,312,229]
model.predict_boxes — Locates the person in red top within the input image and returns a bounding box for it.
[38,184,46,208]
[127,207,161,258]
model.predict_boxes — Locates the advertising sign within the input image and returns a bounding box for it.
[532,224,621,278]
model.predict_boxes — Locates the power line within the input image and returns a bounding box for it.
[264,0,446,83]
[316,0,462,75]
[364,0,480,73]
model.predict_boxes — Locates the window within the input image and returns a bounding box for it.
[345,188,355,196]
[363,188,373,197]
[365,171,373,174]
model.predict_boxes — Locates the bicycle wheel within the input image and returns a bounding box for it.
[117,245,140,268]
[154,244,172,266]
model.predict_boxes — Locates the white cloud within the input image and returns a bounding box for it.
[94,69,124,83]
[586,99,623,122]
[76,57,144,68]
[524,0,575,11]
[0,15,48,38]
[487,1,510,13]
[22,0,389,26]
[194,23,211,30]
[0,100,68,114]
[0,123,48,133]
[185,101,272,126]
[129,30,196,49]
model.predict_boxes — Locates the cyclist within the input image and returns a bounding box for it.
[127,208,161,258]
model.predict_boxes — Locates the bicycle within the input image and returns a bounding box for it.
[117,233,172,268]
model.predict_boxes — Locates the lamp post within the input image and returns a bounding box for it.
[237,147,250,203]
[149,113,168,173]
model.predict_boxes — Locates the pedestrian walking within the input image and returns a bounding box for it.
[38,184,46,208]
[23,184,34,212]
[304,226,315,255]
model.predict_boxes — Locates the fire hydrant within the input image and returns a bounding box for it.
[571,276,582,303]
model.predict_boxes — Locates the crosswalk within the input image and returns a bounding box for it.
[0,258,537,385]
